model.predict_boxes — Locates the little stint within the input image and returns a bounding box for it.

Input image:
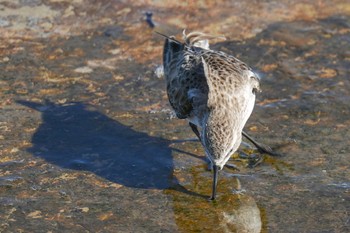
[160,30,272,200]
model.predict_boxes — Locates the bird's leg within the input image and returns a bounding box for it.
[210,165,219,200]
[242,131,280,156]
[189,123,212,170]
[189,122,201,141]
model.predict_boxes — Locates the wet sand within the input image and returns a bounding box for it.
[0,1,349,232]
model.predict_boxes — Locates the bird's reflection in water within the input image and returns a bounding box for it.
[220,194,262,233]
[166,166,263,233]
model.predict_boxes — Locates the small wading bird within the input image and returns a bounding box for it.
[159,31,277,200]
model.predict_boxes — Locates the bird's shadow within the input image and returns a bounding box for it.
[18,100,176,190]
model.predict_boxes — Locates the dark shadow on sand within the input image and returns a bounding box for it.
[18,100,174,189]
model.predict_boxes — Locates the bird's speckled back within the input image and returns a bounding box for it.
[162,34,209,120]
[162,31,260,168]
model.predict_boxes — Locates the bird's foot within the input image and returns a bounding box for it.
[236,151,264,168]
[256,144,282,157]
[247,154,264,168]
[225,163,240,171]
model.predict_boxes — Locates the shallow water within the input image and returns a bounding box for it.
[1,1,349,232]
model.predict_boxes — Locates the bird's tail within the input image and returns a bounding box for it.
[156,30,226,79]
[156,31,184,77]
